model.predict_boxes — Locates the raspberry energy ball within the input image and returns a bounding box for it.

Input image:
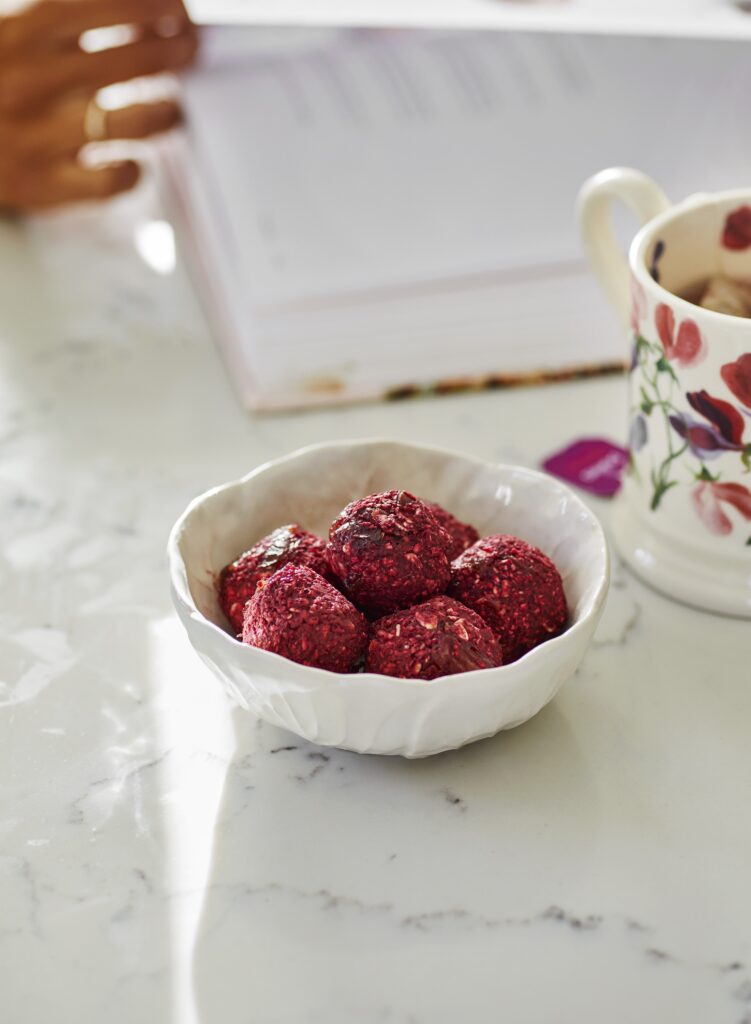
[427,501,480,560]
[366,595,502,680]
[327,490,452,616]
[448,534,567,662]
[219,524,329,635]
[242,564,367,672]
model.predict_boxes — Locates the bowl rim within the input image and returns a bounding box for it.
[167,438,610,691]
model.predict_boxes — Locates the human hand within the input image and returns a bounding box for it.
[0,0,197,212]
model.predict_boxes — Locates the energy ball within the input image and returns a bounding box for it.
[242,564,367,673]
[327,490,452,616]
[427,501,480,560]
[219,524,330,635]
[365,595,502,680]
[448,534,567,663]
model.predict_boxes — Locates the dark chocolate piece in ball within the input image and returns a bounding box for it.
[219,524,330,635]
[327,490,452,616]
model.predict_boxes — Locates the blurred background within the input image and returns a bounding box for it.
[2,0,750,414]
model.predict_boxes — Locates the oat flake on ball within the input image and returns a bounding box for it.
[327,490,452,616]
[448,534,567,663]
[366,595,502,680]
[242,564,367,673]
[219,524,330,635]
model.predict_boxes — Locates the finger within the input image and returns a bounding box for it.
[1,26,197,114]
[106,97,182,139]
[6,158,140,210]
[9,98,182,159]
[0,0,190,55]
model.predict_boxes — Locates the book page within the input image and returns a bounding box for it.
[176,28,751,408]
[186,31,588,305]
[183,30,751,307]
[186,0,751,42]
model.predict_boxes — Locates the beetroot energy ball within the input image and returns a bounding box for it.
[327,490,452,616]
[366,595,502,680]
[242,564,367,672]
[219,524,330,635]
[427,501,480,560]
[448,535,567,662]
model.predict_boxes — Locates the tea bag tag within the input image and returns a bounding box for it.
[542,438,628,498]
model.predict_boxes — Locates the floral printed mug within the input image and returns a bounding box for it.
[578,167,751,617]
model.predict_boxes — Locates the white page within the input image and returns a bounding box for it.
[186,0,751,42]
[186,31,612,304]
[171,126,624,408]
[183,30,751,310]
[176,28,751,408]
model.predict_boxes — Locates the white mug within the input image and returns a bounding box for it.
[578,167,751,617]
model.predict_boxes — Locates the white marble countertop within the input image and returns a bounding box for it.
[1,181,750,1024]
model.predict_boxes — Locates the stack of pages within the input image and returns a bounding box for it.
[167,28,751,410]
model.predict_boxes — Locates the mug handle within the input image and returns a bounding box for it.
[577,167,671,327]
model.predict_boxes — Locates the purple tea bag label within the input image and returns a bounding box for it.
[542,437,628,498]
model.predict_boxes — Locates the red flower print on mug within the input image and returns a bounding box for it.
[691,480,751,536]
[720,353,751,410]
[722,206,751,251]
[654,304,707,368]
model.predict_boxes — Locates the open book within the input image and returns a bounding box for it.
[167,29,751,410]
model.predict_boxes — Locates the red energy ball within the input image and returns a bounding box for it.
[242,564,367,672]
[448,534,567,662]
[327,490,452,616]
[365,595,503,680]
[219,524,330,635]
[427,501,480,560]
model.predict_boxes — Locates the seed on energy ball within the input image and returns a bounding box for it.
[448,534,567,663]
[327,489,452,616]
[426,501,480,560]
[365,595,502,680]
[242,564,367,673]
[219,524,330,635]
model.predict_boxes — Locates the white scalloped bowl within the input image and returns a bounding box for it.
[168,440,609,757]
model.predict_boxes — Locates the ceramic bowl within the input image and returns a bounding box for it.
[168,440,609,757]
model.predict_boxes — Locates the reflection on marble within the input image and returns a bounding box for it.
[1,180,750,1024]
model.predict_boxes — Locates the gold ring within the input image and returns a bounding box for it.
[83,100,107,142]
